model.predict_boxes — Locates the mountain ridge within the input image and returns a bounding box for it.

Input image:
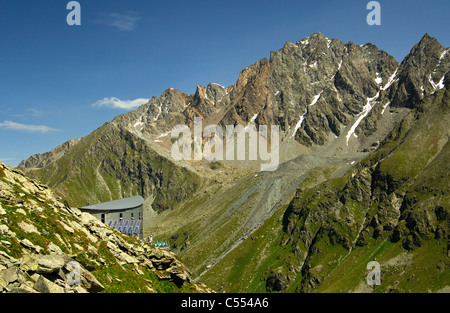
[16,32,449,293]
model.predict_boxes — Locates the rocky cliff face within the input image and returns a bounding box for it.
[19,34,449,209]
[0,161,212,293]
[386,33,449,109]
[112,33,403,149]
[112,33,447,151]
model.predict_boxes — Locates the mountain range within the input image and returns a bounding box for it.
[16,32,449,293]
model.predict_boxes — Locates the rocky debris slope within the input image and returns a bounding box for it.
[0,253,104,293]
[0,161,212,293]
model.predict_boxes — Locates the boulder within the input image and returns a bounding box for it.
[1,267,19,285]
[78,267,105,293]
[8,283,39,293]
[36,255,66,274]
[20,239,43,253]
[33,275,65,293]
[20,254,39,272]
[0,224,9,235]
[18,221,39,234]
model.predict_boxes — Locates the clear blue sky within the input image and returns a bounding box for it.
[0,0,448,167]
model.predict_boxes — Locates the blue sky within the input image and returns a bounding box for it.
[0,0,449,167]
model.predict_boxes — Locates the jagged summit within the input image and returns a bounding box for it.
[385,33,449,108]
[19,33,449,204]
[104,33,447,148]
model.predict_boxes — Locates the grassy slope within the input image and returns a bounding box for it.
[147,168,263,276]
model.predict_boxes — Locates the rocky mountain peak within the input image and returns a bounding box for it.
[386,33,449,108]
[18,32,449,213]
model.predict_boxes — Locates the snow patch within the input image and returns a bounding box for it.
[309,91,323,106]
[244,113,258,131]
[300,38,309,45]
[439,49,448,62]
[134,115,145,129]
[434,49,449,73]
[211,82,225,89]
[381,101,390,115]
[291,112,307,138]
[203,89,215,104]
[154,103,163,121]
[429,74,445,91]
[346,92,380,145]
[375,72,382,85]
[157,131,171,139]
[381,68,398,91]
